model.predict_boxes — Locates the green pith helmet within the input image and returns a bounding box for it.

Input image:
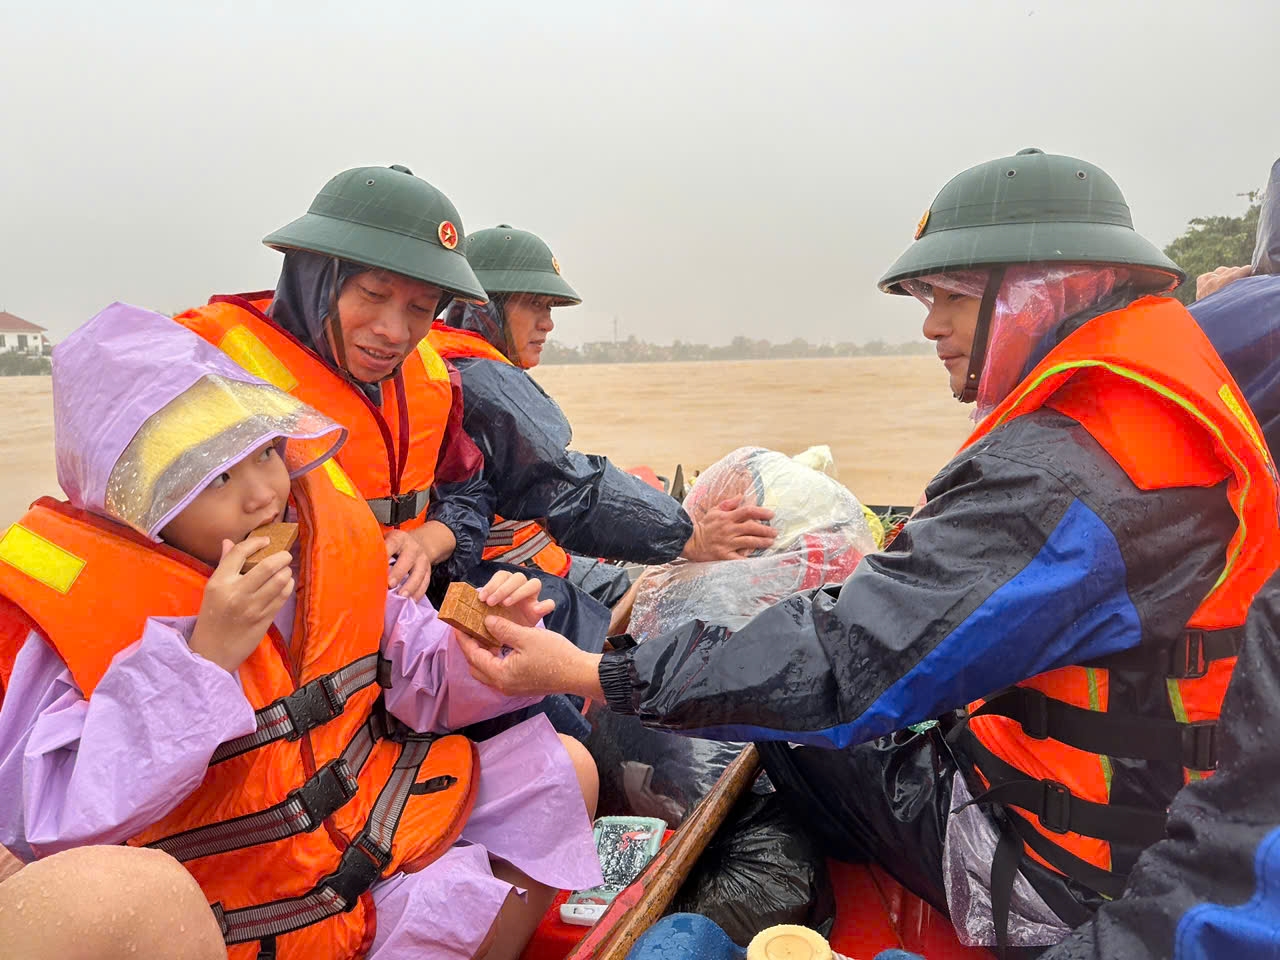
[879,148,1185,294]
[464,225,582,306]
[264,164,488,303]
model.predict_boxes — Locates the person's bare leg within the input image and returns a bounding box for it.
[476,863,557,960]
[558,733,599,820]
[0,846,22,884]
[0,846,224,960]
[477,735,600,958]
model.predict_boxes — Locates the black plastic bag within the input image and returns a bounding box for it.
[671,792,835,946]
[583,702,744,827]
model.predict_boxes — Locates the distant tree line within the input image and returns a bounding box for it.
[0,353,51,377]
[540,335,935,365]
[1164,192,1261,305]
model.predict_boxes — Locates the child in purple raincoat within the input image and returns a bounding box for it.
[0,303,601,960]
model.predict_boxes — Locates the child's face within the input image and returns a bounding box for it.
[159,441,291,566]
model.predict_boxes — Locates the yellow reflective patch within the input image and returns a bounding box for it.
[0,524,86,594]
[1085,668,1113,793]
[219,326,299,393]
[1218,383,1271,465]
[322,459,358,499]
[416,341,451,382]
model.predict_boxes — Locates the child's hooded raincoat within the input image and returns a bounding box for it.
[0,303,600,959]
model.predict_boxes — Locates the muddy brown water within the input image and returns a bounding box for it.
[0,358,973,528]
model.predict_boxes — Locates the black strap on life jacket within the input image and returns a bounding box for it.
[958,733,1170,849]
[951,728,1135,957]
[211,655,393,765]
[970,685,1219,771]
[1083,626,1243,679]
[210,723,442,946]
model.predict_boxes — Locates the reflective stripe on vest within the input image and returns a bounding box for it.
[953,297,1280,895]
[0,462,479,960]
[175,296,453,530]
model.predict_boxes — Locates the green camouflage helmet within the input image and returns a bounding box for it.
[263,164,488,303]
[464,225,582,306]
[879,148,1184,294]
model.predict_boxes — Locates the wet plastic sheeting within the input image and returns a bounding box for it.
[629,446,877,641]
[583,701,745,827]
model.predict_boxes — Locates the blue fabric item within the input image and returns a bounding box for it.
[625,914,745,960]
[1174,827,1280,959]
[669,498,1141,748]
[1190,274,1280,461]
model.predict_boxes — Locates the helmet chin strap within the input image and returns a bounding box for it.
[326,259,457,385]
[325,257,354,376]
[494,296,524,365]
[958,267,1007,404]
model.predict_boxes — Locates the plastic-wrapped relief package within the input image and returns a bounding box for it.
[629,446,878,642]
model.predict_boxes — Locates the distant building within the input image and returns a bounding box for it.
[0,312,49,356]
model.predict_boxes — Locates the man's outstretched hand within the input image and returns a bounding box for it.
[455,615,605,702]
[683,495,777,561]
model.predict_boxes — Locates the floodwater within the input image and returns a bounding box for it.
[0,357,973,526]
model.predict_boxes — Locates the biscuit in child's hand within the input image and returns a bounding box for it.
[243,522,298,570]
[439,581,526,648]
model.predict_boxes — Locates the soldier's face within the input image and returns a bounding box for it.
[922,288,981,399]
[331,270,442,382]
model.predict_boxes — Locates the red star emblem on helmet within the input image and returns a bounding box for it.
[438,221,459,249]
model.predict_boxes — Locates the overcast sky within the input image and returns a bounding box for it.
[2,0,1277,348]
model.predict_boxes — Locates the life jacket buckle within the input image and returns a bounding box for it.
[1182,720,1218,771]
[292,758,359,828]
[350,829,394,872]
[368,490,429,528]
[280,675,343,740]
[1173,630,1210,679]
[1039,780,1072,834]
[1021,688,1050,740]
[324,836,389,911]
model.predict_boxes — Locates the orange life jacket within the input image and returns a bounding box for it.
[428,324,573,576]
[176,295,455,530]
[0,461,478,960]
[954,296,1280,900]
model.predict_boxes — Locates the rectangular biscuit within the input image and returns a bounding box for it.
[243,522,299,570]
[439,581,526,648]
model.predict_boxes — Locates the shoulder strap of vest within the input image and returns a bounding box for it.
[428,323,514,365]
[969,683,1221,770]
